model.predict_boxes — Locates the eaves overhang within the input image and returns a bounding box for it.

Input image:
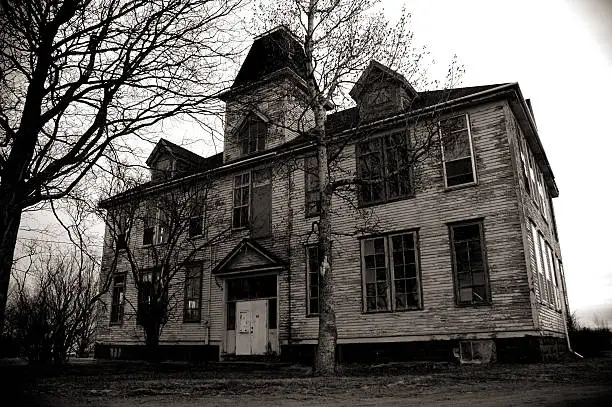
[99,82,559,209]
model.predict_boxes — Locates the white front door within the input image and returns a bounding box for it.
[235,300,268,355]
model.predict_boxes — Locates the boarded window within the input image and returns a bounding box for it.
[183,265,202,322]
[240,116,267,156]
[450,221,490,305]
[110,274,125,324]
[250,168,271,238]
[304,156,320,217]
[357,132,412,205]
[306,245,320,315]
[232,173,250,229]
[440,114,476,187]
[362,232,421,312]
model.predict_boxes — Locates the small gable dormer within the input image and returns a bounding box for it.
[219,26,314,163]
[146,139,205,184]
[350,60,418,121]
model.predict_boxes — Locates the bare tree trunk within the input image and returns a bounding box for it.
[314,107,337,376]
[0,205,23,334]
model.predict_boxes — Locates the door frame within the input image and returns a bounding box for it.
[222,271,279,356]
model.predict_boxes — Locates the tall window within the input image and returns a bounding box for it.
[361,231,421,312]
[240,116,267,155]
[189,201,203,238]
[142,211,155,245]
[251,169,272,238]
[519,138,531,195]
[233,173,250,229]
[156,208,168,244]
[306,245,320,315]
[183,264,202,322]
[116,232,128,250]
[440,114,476,187]
[232,170,272,237]
[304,155,320,217]
[137,268,161,325]
[357,132,412,205]
[531,221,548,303]
[110,274,125,324]
[449,221,490,305]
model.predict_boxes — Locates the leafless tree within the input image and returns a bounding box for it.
[99,172,231,356]
[0,0,245,332]
[4,243,100,364]
[246,0,464,375]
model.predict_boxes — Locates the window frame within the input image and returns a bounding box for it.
[136,267,162,326]
[360,230,422,313]
[439,113,478,189]
[109,273,126,325]
[519,137,531,196]
[116,231,128,251]
[356,131,414,207]
[239,116,267,156]
[232,172,251,230]
[188,200,204,238]
[305,244,320,316]
[304,155,321,217]
[448,219,491,306]
[183,263,203,323]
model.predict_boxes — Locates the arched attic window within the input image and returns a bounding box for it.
[239,114,267,156]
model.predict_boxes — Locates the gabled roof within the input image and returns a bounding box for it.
[230,26,308,90]
[212,238,286,276]
[145,138,207,167]
[349,60,419,101]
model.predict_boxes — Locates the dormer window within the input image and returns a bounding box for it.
[240,116,267,156]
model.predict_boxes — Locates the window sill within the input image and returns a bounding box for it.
[305,313,319,318]
[183,319,201,324]
[109,321,123,327]
[358,194,416,210]
[305,212,320,220]
[361,308,423,314]
[444,181,477,192]
[454,301,492,308]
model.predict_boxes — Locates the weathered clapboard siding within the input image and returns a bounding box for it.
[286,101,535,343]
[97,91,567,354]
[505,108,566,335]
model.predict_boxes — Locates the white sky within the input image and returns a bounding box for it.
[386,0,612,326]
[19,0,612,327]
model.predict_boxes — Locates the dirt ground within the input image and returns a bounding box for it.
[3,354,612,406]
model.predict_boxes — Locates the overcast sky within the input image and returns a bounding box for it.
[20,0,612,327]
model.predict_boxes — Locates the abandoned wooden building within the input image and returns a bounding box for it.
[95,27,569,363]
